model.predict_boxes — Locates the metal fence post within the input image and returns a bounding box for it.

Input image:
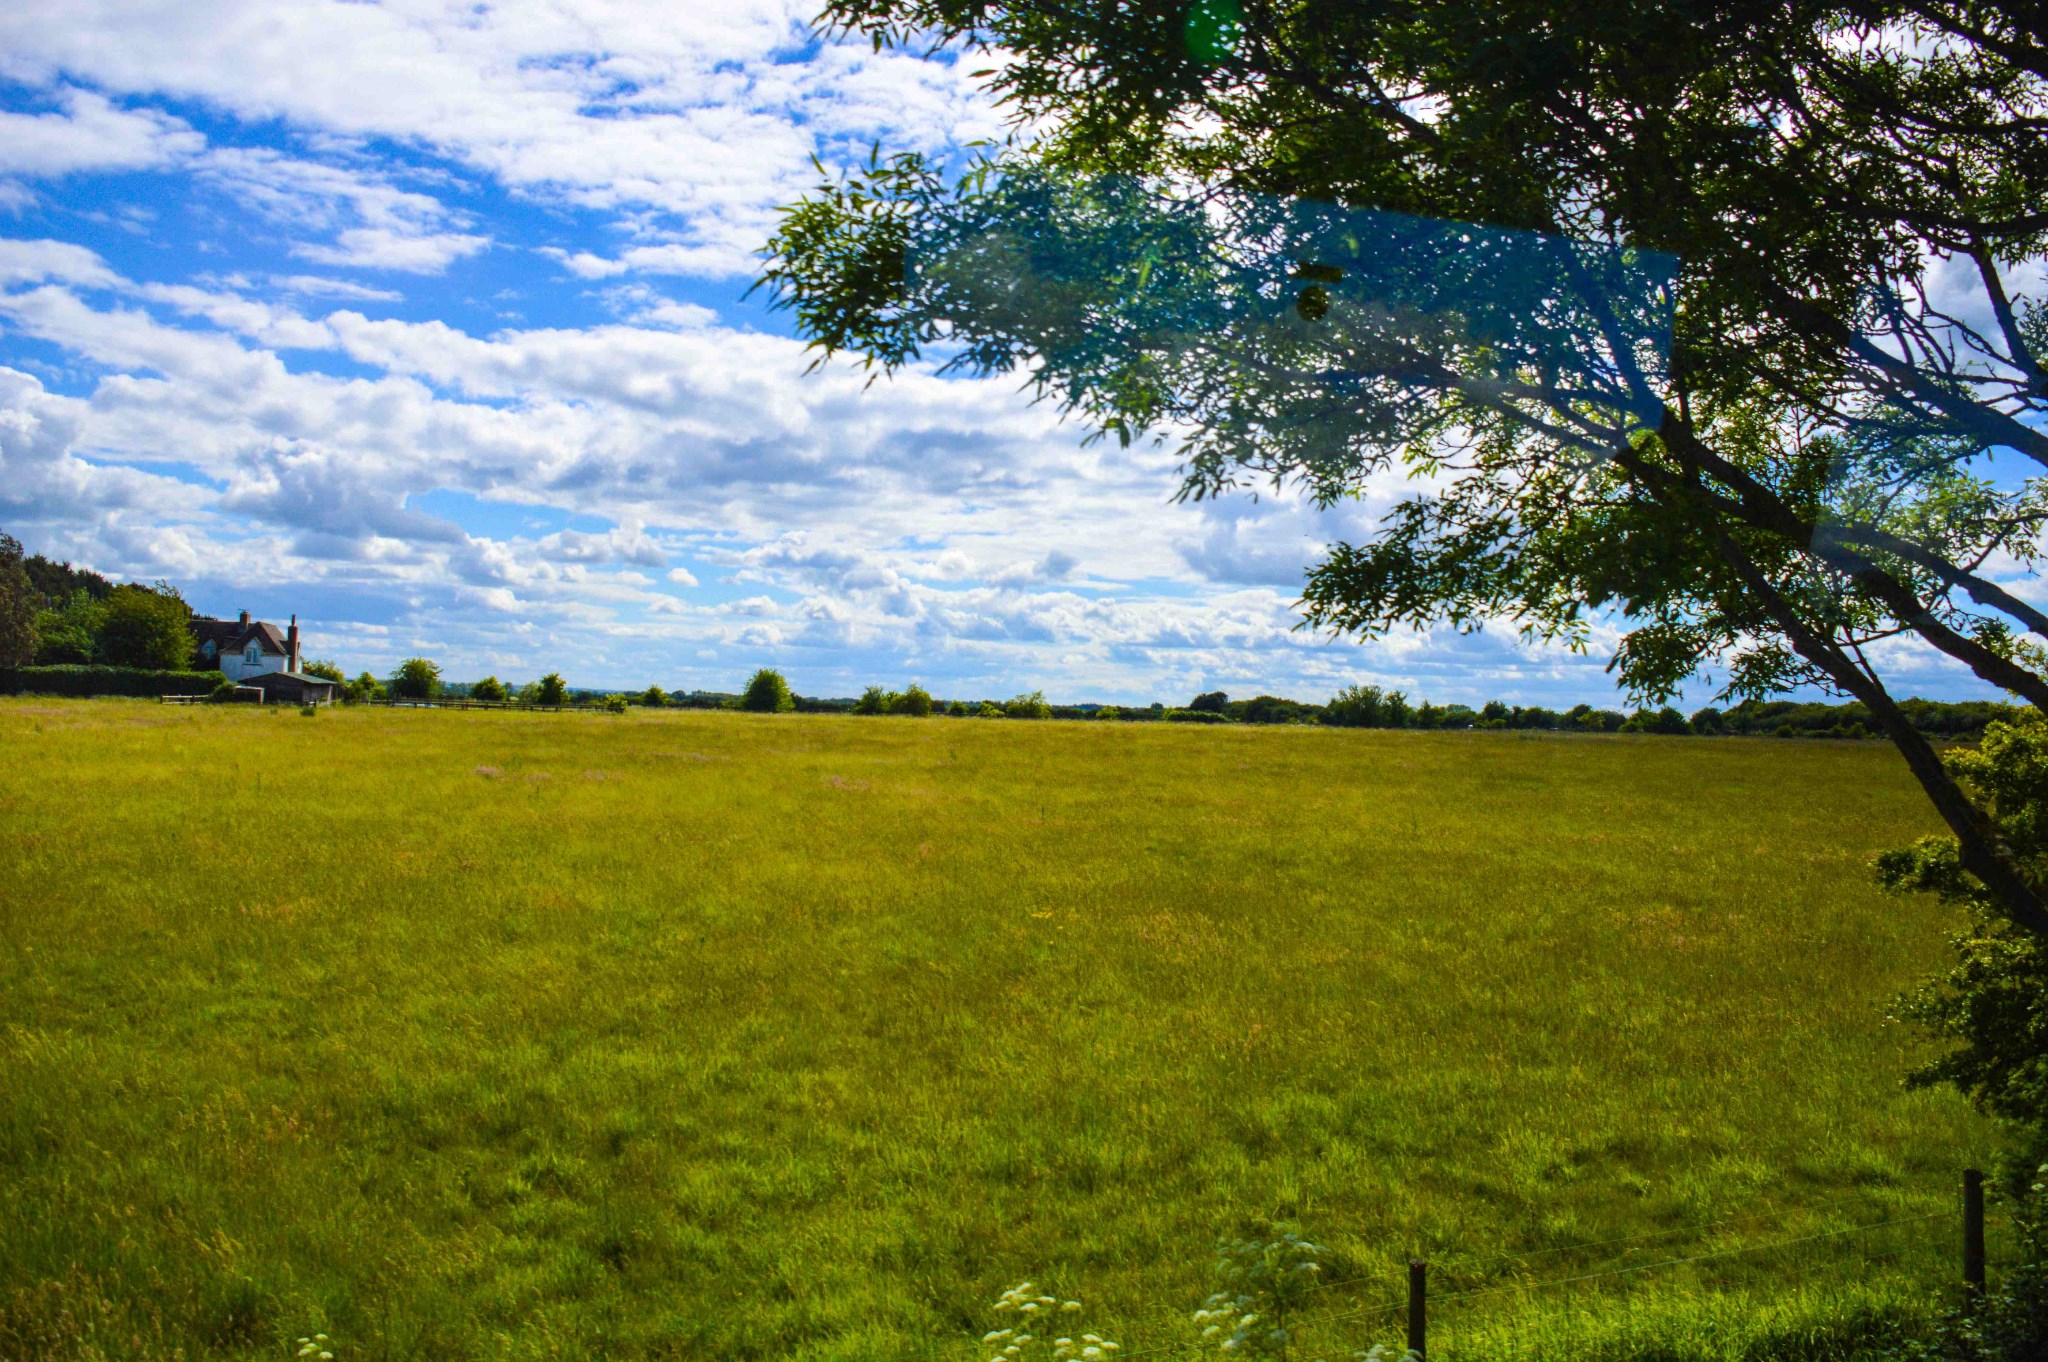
[1964,1167,1986,1305]
[1407,1258,1426,1359]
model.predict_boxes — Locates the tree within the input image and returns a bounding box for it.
[0,535,38,667]
[390,657,442,701]
[1322,685,1387,728]
[853,684,898,715]
[640,684,667,707]
[96,583,191,669]
[471,675,508,703]
[765,3,2048,938]
[897,682,935,717]
[740,667,795,713]
[30,592,102,664]
[535,673,569,707]
[1189,690,1228,714]
[346,671,385,704]
[301,658,346,686]
[1003,690,1052,719]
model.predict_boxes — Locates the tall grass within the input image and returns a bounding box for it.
[0,701,2002,1360]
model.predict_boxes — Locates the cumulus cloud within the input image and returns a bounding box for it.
[0,3,1871,706]
[0,88,202,176]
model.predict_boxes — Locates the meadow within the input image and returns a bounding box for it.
[0,700,2007,1361]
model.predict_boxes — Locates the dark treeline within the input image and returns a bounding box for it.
[583,678,2021,742]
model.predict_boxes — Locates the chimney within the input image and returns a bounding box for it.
[288,615,300,672]
[239,609,251,626]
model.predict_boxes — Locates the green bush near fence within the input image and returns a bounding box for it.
[0,664,225,697]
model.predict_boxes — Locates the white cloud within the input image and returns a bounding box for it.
[0,88,202,176]
[296,226,490,274]
[198,147,489,276]
[0,1,998,279]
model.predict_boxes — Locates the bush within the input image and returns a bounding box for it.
[1690,705,1728,734]
[1882,718,2048,1131]
[601,695,629,714]
[640,685,667,707]
[740,668,796,713]
[470,675,508,703]
[896,683,934,717]
[209,681,242,703]
[535,673,569,707]
[0,665,225,697]
[945,700,970,717]
[1188,690,1228,713]
[346,671,385,704]
[1165,707,1229,723]
[975,700,1005,718]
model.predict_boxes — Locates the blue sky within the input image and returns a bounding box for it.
[0,1,2004,705]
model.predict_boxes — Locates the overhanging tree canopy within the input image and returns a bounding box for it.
[760,0,2048,931]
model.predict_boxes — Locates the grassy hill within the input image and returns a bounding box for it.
[0,701,2003,1361]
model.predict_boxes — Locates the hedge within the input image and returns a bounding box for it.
[0,666,228,697]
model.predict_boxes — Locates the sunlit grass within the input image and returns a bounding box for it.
[0,700,2000,1360]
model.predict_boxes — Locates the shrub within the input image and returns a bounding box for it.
[946,700,969,717]
[1165,707,1229,723]
[640,685,667,707]
[740,668,795,713]
[1882,718,2048,1132]
[975,700,1005,718]
[390,657,442,701]
[1188,690,1228,713]
[1690,705,1728,734]
[470,675,508,703]
[897,683,934,717]
[535,673,569,707]
[346,672,385,704]
[601,695,629,714]
[209,681,241,703]
[0,665,225,698]
[1094,705,1121,720]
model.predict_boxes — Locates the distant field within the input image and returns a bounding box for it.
[0,700,2004,1361]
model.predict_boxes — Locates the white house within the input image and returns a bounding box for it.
[192,609,300,680]
[189,611,340,703]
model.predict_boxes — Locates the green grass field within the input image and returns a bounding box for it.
[0,700,2006,1361]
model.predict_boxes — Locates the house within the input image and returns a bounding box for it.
[189,610,341,705]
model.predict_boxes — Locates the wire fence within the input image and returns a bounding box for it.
[1015,1176,2022,1362]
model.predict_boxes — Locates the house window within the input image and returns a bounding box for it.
[201,640,215,660]
[245,644,262,666]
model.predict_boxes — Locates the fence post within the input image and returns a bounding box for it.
[1964,1167,1986,1305]
[1407,1258,1426,1359]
